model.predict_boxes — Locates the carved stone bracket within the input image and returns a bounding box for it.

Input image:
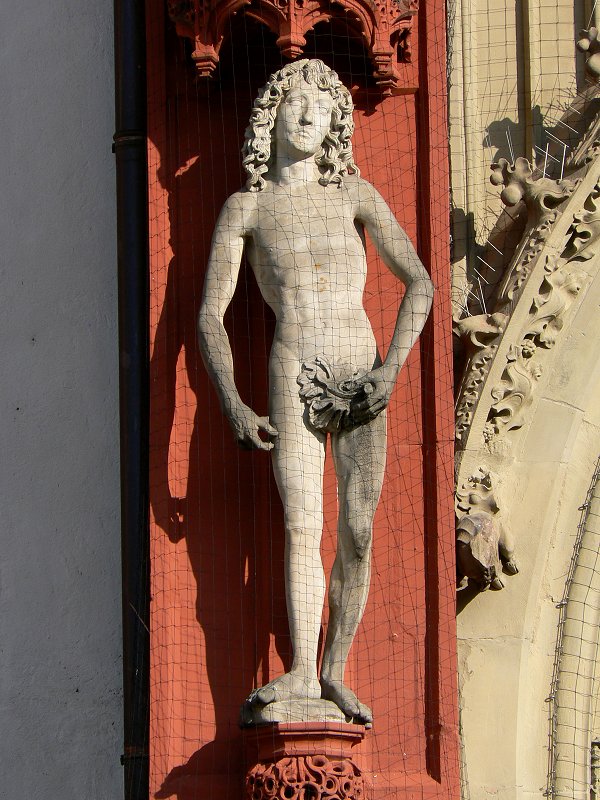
[244,722,366,800]
[247,754,364,800]
[167,0,417,92]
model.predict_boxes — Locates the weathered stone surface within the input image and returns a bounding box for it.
[198,59,433,725]
[241,699,350,727]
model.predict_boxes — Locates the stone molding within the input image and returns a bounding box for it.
[548,460,600,799]
[454,165,581,450]
[166,0,417,92]
[454,160,596,454]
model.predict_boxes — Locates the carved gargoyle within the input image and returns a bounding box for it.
[455,467,518,591]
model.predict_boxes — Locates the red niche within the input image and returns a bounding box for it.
[146,0,459,798]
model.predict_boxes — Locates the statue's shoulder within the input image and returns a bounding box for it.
[218,188,259,229]
[343,174,378,204]
[343,176,384,221]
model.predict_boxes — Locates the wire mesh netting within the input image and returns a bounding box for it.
[146,3,457,799]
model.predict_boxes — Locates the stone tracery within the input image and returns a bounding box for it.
[166,0,417,92]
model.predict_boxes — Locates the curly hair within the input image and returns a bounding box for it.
[242,59,360,192]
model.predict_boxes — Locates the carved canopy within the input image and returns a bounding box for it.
[167,0,417,93]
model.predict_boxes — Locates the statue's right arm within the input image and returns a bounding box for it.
[197,194,277,451]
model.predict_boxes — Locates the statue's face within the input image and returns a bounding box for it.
[274,80,334,158]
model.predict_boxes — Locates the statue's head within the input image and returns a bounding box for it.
[242,59,360,192]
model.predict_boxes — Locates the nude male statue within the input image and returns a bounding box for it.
[198,59,433,726]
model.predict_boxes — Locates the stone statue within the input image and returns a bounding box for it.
[198,59,433,726]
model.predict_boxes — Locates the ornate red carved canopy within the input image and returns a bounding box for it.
[167,0,417,93]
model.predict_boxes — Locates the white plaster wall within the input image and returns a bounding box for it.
[0,2,123,798]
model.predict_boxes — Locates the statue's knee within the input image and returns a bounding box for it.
[285,524,321,550]
[349,525,372,562]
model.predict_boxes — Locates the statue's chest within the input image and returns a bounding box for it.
[253,194,360,257]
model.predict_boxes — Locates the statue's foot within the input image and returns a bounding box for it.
[320,678,373,727]
[246,671,321,709]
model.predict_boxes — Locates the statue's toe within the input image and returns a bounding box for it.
[355,702,373,726]
[252,685,277,706]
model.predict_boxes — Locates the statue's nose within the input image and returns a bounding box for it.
[300,102,314,125]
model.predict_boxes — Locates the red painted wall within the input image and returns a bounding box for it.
[146,3,458,798]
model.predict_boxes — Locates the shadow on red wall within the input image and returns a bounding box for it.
[147,12,436,799]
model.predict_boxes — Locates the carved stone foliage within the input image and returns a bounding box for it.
[454,315,506,445]
[246,754,364,800]
[297,356,374,433]
[454,159,582,448]
[490,158,575,227]
[566,38,600,168]
[166,0,417,92]
[490,158,578,305]
[577,27,600,81]
[567,107,600,170]
[486,343,542,438]
[482,183,596,445]
[455,467,517,591]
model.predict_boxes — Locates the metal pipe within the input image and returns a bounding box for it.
[113,0,149,797]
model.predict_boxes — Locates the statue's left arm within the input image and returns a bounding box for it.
[353,179,434,422]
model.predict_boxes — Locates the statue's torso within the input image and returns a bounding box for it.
[244,181,379,370]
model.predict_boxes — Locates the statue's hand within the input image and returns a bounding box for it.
[226,403,278,451]
[350,365,397,424]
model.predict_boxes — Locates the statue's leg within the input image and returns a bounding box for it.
[246,369,326,708]
[320,411,387,725]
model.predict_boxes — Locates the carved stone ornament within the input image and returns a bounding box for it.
[454,159,581,447]
[454,314,507,444]
[490,158,578,305]
[453,312,508,353]
[243,722,366,800]
[246,754,364,800]
[577,27,600,81]
[455,467,517,591]
[166,0,417,92]
[455,343,497,445]
[482,191,592,445]
[453,46,600,599]
[486,343,543,437]
[297,356,374,433]
[567,106,600,170]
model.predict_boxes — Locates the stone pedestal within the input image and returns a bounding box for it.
[243,722,367,800]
